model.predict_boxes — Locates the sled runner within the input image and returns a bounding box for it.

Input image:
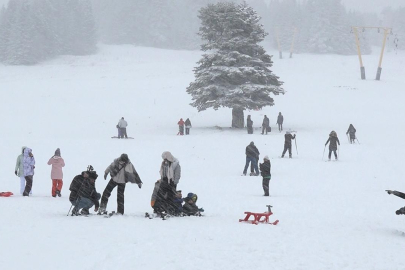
[0,192,13,197]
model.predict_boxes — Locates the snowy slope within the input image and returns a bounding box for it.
[0,44,405,270]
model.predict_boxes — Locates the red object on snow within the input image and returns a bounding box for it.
[239,211,279,225]
[0,192,14,197]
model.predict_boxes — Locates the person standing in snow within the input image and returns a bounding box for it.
[247,115,253,134]
[118,117,128,139]
[15,146,31,195]
[346,124,357,144]
[277,112,284,132]
[259,156,271,196]
[178,118,185,135]
[22,148,35,196]
[100,154,142,215]
[69,169,100,216]
[386,190,405,215]
[261,115,270,135]
[325,131,340,161]
[281,131,296,158]
[159,151,181,204]
[47,148,65,197]
[185,118,192,135]
[243,142,260,176]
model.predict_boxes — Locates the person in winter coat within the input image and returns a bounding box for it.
[150,181,183,216]
[185,118,192,135]
[183,193,203,216]
[259,156,271,196]
[346,124,357,144]
[243,142,260,176]
[386,190,405,215]
[100,154,142,215]
[281,131,296,158]
[118,117,128,139]
[159,151,181,204]
[261,115,270,135]
[178,118,185,135]
[247,115,253,134]
[15,146,31,195]
[277,112,284,132]
[22,148,35,196]
[325,131,340,160]
[47,148,65,197]
[69,170,100,216]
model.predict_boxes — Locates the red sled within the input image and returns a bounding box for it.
[0,192,13,197]
[239,205,279,225]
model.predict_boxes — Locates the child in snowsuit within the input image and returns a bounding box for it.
[47,148,65,197]
[259,156,271,196]
[183,193,203,216]
[386,190,405,215]
[325,131,340,160]
[346,124,356,144]
[281,131,296,158]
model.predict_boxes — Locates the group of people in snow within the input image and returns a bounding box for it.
[246,112,284,134]
[177,118,192,135]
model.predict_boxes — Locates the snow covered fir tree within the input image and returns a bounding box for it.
[186,1,284,128]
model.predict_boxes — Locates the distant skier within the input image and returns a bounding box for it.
[386,190,405,215]
[15,146,31,195]
[47,148,65,197]
[243,141,260,176]
[118,117,128,139]
[22,148,35,196]
[100,154,142,215]
[346,124,357,144]
[277,112,284,132]
[259,156,271,196]
[325,131,340,161]
[281,131,296,158]
[247,115,253,134]
[69,168,100,216]
[185,118,192,135]
[178,118,185,135]
[261,115,270,135]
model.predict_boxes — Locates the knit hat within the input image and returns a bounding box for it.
[54,148,61,157]
[264,155,269,161]
[187,193,198,202]
[88,171,98,180]
[162,151,174,162]
[120,153,129,163]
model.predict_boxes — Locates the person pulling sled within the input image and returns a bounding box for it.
[386,190,405,215]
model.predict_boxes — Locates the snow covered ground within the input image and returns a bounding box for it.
[1,44,405,270]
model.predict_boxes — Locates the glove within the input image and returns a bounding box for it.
[137,183,142,189]
[15,171,17,176]
[386,190,393,195]
[104,173,108,180]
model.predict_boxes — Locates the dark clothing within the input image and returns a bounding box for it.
[100,179,126,214]
[185,119,191,126]
[277,114,283,131]
[119,128,128,139]
[284,134,296,145]
[325,136,340,150]
[388,190,405,215]
[185,128,190,135]
[246,144,260,159]
[346,125,356,143]
[392,191,405,200]
[22,175,33,196]
[261,117,270,135]
[69,174,85,202]
[244,156,258,175]
[262,178,270,196]
[69,173,100,209]
[259,160,271,196]
[183,201,199,216]
[247,118,253,134]
[328,149,338,160]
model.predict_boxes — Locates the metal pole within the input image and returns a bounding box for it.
[353,27,365,80]
[376,28,389,80]
[290,27,297,58]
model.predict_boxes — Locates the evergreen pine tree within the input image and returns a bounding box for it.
[187,1,284,128]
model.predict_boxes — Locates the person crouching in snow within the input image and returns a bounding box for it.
[386,190,405,215]
[259,156,271,196]
[69,170,100,216]
[47,148,65,197]
[183,193,203,216]
[22,148,35,196]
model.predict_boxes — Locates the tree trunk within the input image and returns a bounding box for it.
[232,108,244,128]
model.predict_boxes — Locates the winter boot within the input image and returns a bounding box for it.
[56,190,61,197]
[81,208,90,216]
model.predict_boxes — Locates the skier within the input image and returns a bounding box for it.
[261,115,270,135]
[159,151,181,205]
[346,124,357,144]
[259,156,271,196]
[325,131,340,161]
[183,193,203,216]
[247,115,253,134]
[15,146,31,195]
[185,118,192,135]
[177,118,185,135]
[386,190,405,215]
[22,148,35,196]
[47,148,65,197]
[243,142,260,176]
[118,117,128,139]
[277,112,284,132]
[281,131,296,158]
[100,154,142,215]
[69,169,100,216]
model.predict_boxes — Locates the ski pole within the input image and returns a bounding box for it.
[295,138,298,155]
[67,204,74,216]
[322,145,326,160]
[356,137,360,144]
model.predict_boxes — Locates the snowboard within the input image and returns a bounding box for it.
[111,136,134,139]
[0,192,13,197]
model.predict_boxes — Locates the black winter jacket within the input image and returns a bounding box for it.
[277,115,284,124]
[284,134,296,145]
[246,144,260,159]
[69,172,100,208]
[259,160,271,178]
[325,136,340,150]
[262,117,269,127]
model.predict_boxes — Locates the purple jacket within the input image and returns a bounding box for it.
[47,156,65,180]
[23,148,35,176]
